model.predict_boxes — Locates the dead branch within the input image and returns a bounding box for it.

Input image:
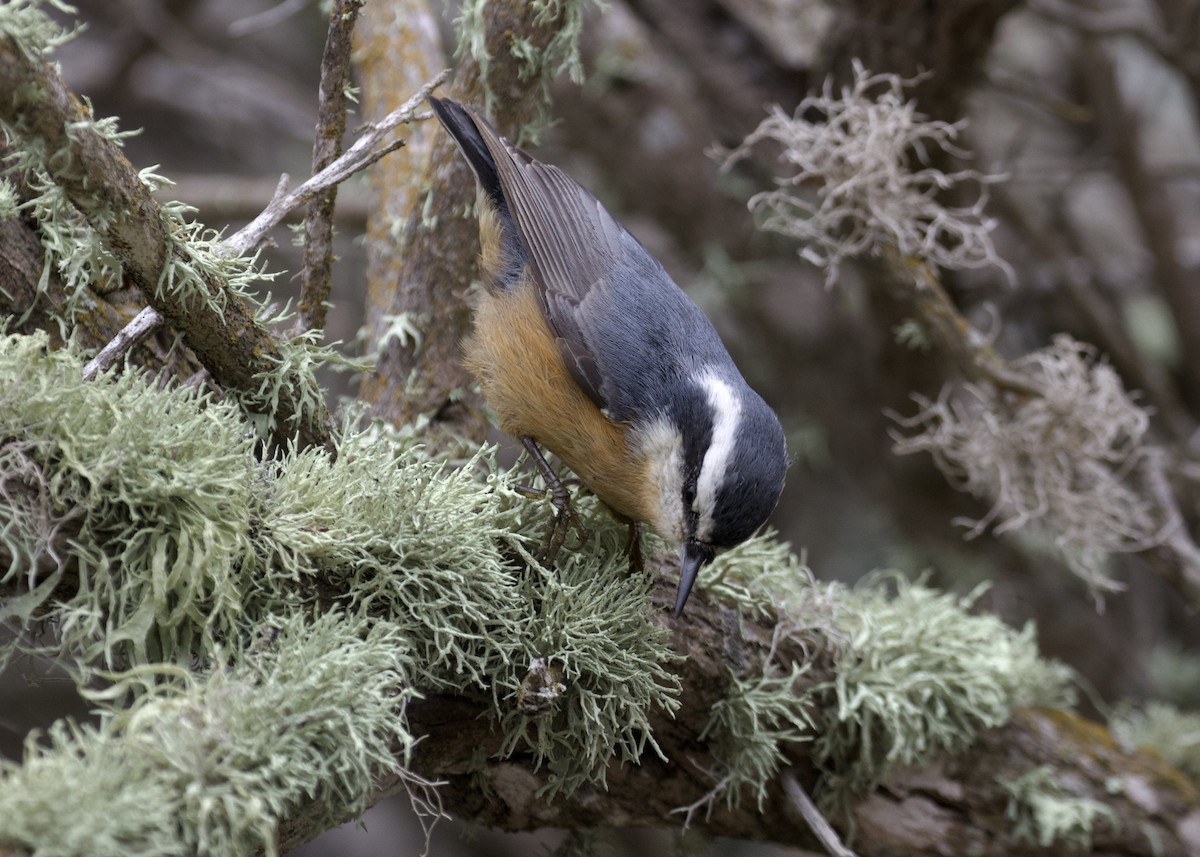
[75,71,448,386]
[296,0,363,335]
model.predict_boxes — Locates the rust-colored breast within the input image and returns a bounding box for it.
[463,280,658,526]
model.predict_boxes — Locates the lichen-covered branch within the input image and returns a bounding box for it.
[74,71,442,385]
[1,332,1197,856]
[0,35,332,453]
[728,62,1200,605]
[381,606,1200,857]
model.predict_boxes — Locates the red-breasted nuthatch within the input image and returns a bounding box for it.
[429,96,788,616]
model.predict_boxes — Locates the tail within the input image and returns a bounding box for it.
[428,95,527,290]
[427,96,506,216]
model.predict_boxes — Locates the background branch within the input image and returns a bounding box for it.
[296,0,363,335]
[356,0,580,438]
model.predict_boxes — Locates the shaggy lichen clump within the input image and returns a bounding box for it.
[0,332,683,853]
[722,60,1009,286]
[0,614,424,857]
[894,335,1166,591]
[0,331,255,672]
[0,330,1081,853]
[812,576,1074,802]
[683,549,1075,817]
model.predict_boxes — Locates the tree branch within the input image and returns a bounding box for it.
[879,249,1200,604]
[1,447,1196,856]
[81,306,163,381]
[71,65,448,390]
[272,577,1200,856]
[0,35,332,454]
[1081,37,1200,405]
[356,0,576,437]
[229,72,446,254]
[296,0,363,335]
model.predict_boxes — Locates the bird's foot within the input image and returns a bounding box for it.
[521,436,590,566]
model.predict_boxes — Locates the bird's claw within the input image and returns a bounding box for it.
[521,437,590,566]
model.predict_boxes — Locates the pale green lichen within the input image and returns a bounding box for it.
[376,311,425,355]
[2,0,338,441]
[0,0,82,55]
[495,498,682,795]
[249,429,532,691]
[1146,643,1200,709]
[6,154,121,336]
[228,320,366,440]
[0,7,143,337]
[1111,703,1200,779]
[1,330,686,847]
[0,612,426,857]
[695,664,814,815]
[454,0,599,134]
[0,179,19,220]
[1002,765,1119,849]
[152,201,273,319]
[0,331,255,673]
[811,574,1075,803]
[695,530,825,620]
[685,565,1075,817]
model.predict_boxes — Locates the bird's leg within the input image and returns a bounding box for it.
[615,515,644,574]
[521,436,589,565]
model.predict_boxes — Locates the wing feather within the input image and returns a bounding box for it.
[460,106,630,410]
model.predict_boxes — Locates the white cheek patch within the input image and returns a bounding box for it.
[635,416,686,545]
[695,372,741,542]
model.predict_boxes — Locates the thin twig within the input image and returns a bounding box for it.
[1081,38,1200,402]
[81,306,164,381]
[226,67,448,255]
[781,769,859,857]
[228,0,308,37]
[0,39,334,451]
[81,70,450,383]
[297,0,363,335]
[883,249,1045,399]
[1139,454,1200,602]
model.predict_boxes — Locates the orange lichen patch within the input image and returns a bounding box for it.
[1016,708,1200,803]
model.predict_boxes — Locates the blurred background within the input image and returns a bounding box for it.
[3,0,1200,853]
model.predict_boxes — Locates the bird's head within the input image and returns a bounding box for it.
[638,369,788,616]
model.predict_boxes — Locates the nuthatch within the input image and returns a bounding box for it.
[429,96,787,616]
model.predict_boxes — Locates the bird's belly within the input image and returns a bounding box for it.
[463,282,658,527]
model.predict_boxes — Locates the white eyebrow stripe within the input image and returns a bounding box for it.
[695,371,741,542]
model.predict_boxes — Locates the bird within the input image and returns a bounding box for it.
[428,95,788,616]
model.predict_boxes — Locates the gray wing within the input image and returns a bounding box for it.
[462,108,644,413]
[462,106,734,420]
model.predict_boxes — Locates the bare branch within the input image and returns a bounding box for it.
[1081,38,1200,404]
[297,0,364,335]
[76,70,449,390]
[81,306,164,381]
[782,770,860,857]
[1139,454,1200,600]
[227,69,448,255]
[880,250,1043,398]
